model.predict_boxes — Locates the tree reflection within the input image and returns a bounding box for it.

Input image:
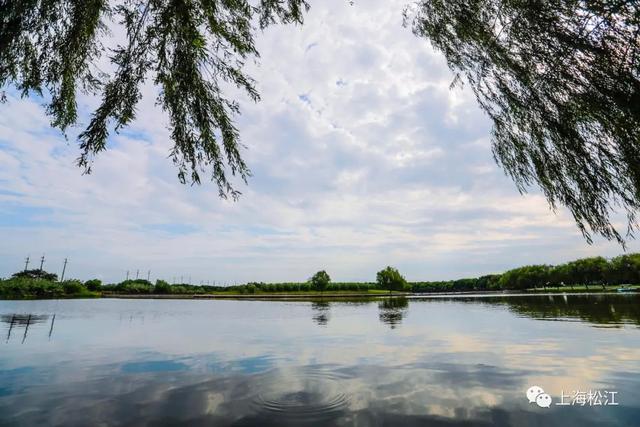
[311,301,331,327]
[378,297,409,329]
[448,294,640,327]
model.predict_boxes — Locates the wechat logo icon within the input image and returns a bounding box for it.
[527,386,552,408]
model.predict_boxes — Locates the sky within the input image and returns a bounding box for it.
[0,0,636,284]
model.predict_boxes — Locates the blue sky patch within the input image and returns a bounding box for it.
[0,206,56,228]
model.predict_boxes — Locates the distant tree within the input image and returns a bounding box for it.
[310,270,331,294]
[564,257,610,288]
[84,279,102,291]
[115,279,153,294]
[452,278,477,291]
[376,266,408,295]
[477,274,501,290]
[62,280,85,294]
[610,254,640,285]
[409,1,640,244]
[549,264,570,288]
[171,285,187,294]
[12,269,58,281]
[154,279,171,294]
[499,265,551,290]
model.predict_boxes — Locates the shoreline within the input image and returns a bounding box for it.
[100,289,636,300]
[2,288,637,301]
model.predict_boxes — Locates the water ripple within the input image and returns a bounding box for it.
[250,367,351,420]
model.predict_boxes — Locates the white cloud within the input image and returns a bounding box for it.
[0,0,635,283]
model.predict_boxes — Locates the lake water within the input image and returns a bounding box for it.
[1,294,639,426]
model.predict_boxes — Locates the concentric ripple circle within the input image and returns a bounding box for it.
[250,367,351,420]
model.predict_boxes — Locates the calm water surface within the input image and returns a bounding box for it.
[1,294,639,426]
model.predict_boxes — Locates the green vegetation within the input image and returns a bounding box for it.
[411,275,501,293]
[84,279,102,292]
[2,253,640,299]
[411,274,501,293]
[496,254,640,291]
[310,270,331,294]
[100,280,385,296]
[411,254,640,292]
[153,279,172,294]
[0,276,99,299]
[11,269,58,281]
[376,266,408,295]
[0,274,392,299]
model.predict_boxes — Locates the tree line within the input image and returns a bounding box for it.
[0,266,407,298]
[496,254,640,291]
[413,254,640,292]
[2,254,640,298]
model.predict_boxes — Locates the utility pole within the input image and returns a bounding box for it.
[24,256,30,272]
[39,254,45,272]
[136,269,139,280]
[147,270,151,281]
[126,270,129,280]
[60,258,68,282]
